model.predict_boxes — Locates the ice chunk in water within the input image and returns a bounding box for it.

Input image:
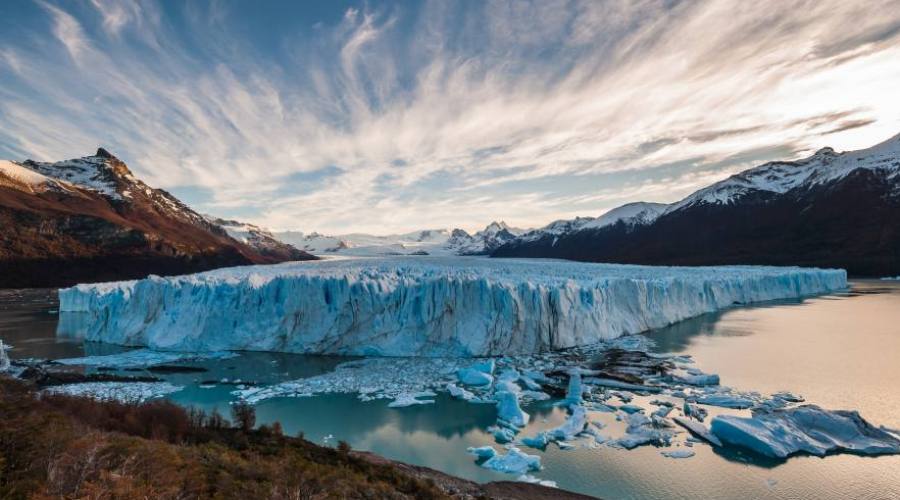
[467,446,497,459]
[458,368,493,386]
[480,447,541,474]
[387,391,436,408]
[674,416,723,447]
[495,390,529,427]
[662,449,696,459]
[710,405,900,458]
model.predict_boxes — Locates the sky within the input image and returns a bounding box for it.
[1,1,900,234]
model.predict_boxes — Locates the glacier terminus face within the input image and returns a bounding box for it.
[57,257,847,357]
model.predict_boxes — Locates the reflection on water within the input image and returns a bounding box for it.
[2,282,900,499]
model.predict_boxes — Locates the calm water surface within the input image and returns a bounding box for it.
[2,282,899,499]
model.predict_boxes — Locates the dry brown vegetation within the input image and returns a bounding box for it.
[0,377,451,499]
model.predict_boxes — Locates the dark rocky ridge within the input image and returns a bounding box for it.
[0,149,316,288]
[494,135,900,276]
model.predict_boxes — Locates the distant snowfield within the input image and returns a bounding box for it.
[58,257,847,357]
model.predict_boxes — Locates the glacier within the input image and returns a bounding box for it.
[58,257,847,357]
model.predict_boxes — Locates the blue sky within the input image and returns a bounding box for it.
[1,1,899,233]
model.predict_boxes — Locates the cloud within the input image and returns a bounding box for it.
[1,0,899,233]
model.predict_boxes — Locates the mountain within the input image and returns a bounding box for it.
[493,133,900,276]
[0,148,315,288]
[276,222,526,257]
[512,202,667,245]
[445,221,525,255]
[203,216,310,262]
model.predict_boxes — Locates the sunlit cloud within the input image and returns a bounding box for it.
[1,0,899,233]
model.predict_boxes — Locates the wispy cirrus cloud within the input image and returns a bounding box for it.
[0,0,899,233]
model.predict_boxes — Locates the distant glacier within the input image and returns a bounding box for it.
[58,257,847,356]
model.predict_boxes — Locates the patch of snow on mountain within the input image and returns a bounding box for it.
[517,202,668,243]
[0,160,54,187]
[59,257,846,357]
[25,155,122,199]
[668,132,900,212]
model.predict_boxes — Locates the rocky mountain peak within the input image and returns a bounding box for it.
[95,147,117,159]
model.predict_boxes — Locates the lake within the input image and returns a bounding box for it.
[2,281,899,499]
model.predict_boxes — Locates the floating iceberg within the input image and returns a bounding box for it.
[522,406,588,450]
[661,449,696,459]
[517,474,557,488]
[457,368,493,386]
[58,257,846,357]
[56,349,237,368]
[674,417,722,447]
[467,446,497,459]
[479,446,542,474]
[495,390,529,428]
[387,391,436,408]
[710,405,900,458]
[43,382,183,403]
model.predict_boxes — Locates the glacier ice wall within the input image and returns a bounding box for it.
[58,257,847,357]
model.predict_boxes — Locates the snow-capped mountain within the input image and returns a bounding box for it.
[0,148,314,287]
[494,132,900,276]
[515,202,668,244]
[204,216,310,262]
[276,222,525,257]
[667,134,900,212]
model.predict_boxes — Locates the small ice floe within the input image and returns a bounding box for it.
[683,402,708,422]
[470,359,496,375]
[613,412,675,449]
[447,383,476,401]
[43,381,183,403]
[674,416,723,447]
[523,370,552,384]
[467,446,497,460]
[619,404,644,414]
[761,391,806,408]
[584,377,662,393]
[653,406,673,418]
[492,426,517,443]
[56,349,236,369]
[457,367,493,386]
[495,390,529,428]
[696,392,757,409]
[517,474,557,488]
[522,406,589,450]
[479,446,541,474]
[235,357,463,405]
[611,391,632,403]
[518,373,543,391]
[710,405,900,458]
[520,390,551,401]
[387,391,436,408]
[772,391,804,403]
[671,367,720,386]
[661,449,696,459]
[583,425,609,444]
[561,371,583,406]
